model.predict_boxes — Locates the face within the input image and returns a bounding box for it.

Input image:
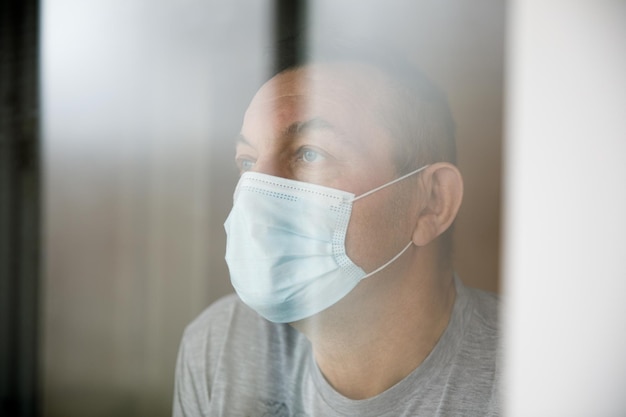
[236,62,419,272]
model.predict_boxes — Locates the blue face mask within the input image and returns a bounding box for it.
[224,165,428,323]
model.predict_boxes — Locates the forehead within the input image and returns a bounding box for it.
[253,61,389,103]
[241,62,395,150]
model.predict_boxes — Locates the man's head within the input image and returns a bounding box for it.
[269,38,458,174]
[236,55,462,278]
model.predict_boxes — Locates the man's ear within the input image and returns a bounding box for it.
[412,163,464,247]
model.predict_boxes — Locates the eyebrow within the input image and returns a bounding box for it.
[236,117,342,146]
[235,133,249,146]
[285,118,337,139]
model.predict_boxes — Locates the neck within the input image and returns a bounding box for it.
[292,249,456,400]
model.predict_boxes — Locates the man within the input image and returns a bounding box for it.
[173,46,500,416]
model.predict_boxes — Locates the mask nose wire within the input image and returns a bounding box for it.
[351,164,429,202]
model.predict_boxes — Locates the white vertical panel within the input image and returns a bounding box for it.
[504,1,626,416]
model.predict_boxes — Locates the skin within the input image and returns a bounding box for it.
[236,61,464,400]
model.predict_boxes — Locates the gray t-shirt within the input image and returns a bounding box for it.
[173,278,500,416]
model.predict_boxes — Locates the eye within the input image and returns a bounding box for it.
[298,147,325,163]
[241,159,255,171]
[236,158,255,172]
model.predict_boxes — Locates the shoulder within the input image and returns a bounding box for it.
[457,283,500,364]
[182,293,253,341]
[174,294,310,416]
[176,293,255,375]
[465,286,499,334]
[174,295,250,416]
[458,285,501,415]
[178,293,284,368]
[177,292,309,380]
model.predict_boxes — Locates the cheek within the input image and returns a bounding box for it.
[344,190,414,272]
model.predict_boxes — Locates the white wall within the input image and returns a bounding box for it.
[504,1,626,415]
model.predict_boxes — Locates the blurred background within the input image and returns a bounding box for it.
[36,1,505,416]
[12,0,505,417]
[3,0,623,416]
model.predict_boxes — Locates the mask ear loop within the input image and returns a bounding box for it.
[352,165,429,278]
[352,165,429,202]
[361,241,414,279]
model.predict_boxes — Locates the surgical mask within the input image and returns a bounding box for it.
[224,165,428,323]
